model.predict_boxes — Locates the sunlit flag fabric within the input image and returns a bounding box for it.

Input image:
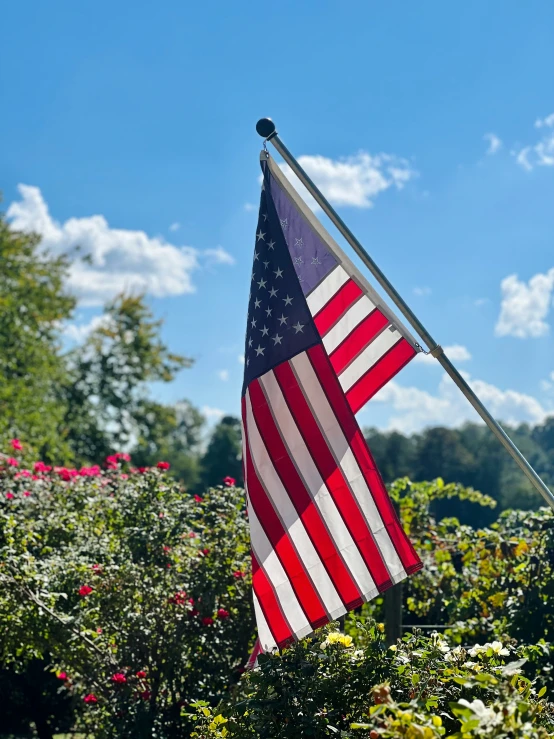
[242,153,422,653]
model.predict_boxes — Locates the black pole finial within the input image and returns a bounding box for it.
[256,118,277,139]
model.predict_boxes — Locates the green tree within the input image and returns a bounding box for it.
[0,205,75,459]
[199,416,243,490]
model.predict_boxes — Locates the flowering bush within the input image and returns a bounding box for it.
[0,445,254,738]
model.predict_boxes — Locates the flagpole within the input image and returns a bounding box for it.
[256,117,554,512]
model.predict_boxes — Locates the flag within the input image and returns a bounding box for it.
[242,153,422,654]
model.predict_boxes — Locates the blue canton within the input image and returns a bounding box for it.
[242,160,320,396]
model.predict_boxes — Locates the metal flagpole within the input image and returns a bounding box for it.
[255,117,554,512]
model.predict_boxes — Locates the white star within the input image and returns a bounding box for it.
[274,266,284,278]
[262,213,268,221]
[255,344,265,356]
[294,256,303,265]
[295,237,303,248]
[265,306,272,317]
[272,334,283,345]
[260,325,269,337]
[269,287,278,298]
[283,295,293,306]
[246,357,250,366]
[257,278,267,289]
[293,322,304,333]
[311,256,321,265]
[267,240,275,250]
[263,260,270,269]
[254,250,260,261]
[251,318,257,328]
[256,230,265,242]
[280,218,288,229]
[251,272,256,282]
[248,338,253,347]
[254,298,261,309]
[278,314,288,325]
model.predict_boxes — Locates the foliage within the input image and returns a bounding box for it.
[0,444,254,738]
[198,416,243,492]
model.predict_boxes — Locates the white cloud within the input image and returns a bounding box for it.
[217,369,229,382]
[278,150,417,211]
[484,133,502,155]
[416,344,472,364]
[7,185,234,306]
[169,222,181,232]
[515,113,554,170]
[495,270,554,338]
[238,354,245,365]
[474,298,489,307]
[413,286,431,297]
[244,202,257,212]
[369,371,549,434]
[62,314,111,343]
[201,405,225,422]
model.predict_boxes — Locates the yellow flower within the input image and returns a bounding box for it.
[389,644,397,651]
[432,715,442,727]
[377,623,385,632]
[326,632,353,648]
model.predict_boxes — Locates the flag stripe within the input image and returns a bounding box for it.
[245,384,353,614]
[257,371,375,603]
[338,329,402,392]
[251,603,275,655]
[314,279,363,336]
[242,418,330,629]
[322,294,376,354]
[346,340,417,415]
[248,504,313,638]
[307,265,350,316]
[328,309,389,374]
[252,553,294,647]
[290,351,407,582]
[274,361,392,590]
[307,344,423,574]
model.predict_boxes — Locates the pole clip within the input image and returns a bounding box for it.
[429,344,444,358]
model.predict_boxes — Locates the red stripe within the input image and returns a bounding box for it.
[307,344,422,575]
[329,310,389,374]
[248,379,363,608]
[274,362,392,591]
[346,339,417,414]
[241,399,329,628]
[314,278,362,336]
[252,553,293,648]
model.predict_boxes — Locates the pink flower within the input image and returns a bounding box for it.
[79,465,101,477]
[168,591,187,605]
[79,585,93,597]
[111,672,127,684]
[96,627,103,634]
[188,531,196,538]
[34,462,52,473]
[217,608,230,619]
[58,672,68,680]
[56,467,78,481]
[105,455,118,470]
[232,570,245,579]
[83,694,98,704]
[6,458,19,467]
[223,476,236,487]
[202,616,214,626]
[23,491,31,498]
[6,492,14,500]
[91,564,102,574]
[20,470,32,478]
[136,670,147,679]
[120,473,128,480]
[116,452,131,462]
[194,494,203,503]
[157,461,170,470]
[10,439,22,451]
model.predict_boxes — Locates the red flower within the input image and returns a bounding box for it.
[232,570,245,579]
[217,608,230,619]
[83,694,98,704]
[188,531,196,538]
[136,670,147,679]
[223,476,236,487]
[157,461,170,470]
[34,461,52,473]
[23,491,31,497]
[116,452,131,462]
[91,564,102,574]
[138,467,148,474]
[56,467,78,481]
[79,585,93,597]
[79,465,101,477]
[194,494,203,502]
[6,458,19,467]
[168,590,187,605]
[190,608,199,617]
[58,672,68,680]
[10,439,22,451]
[20,470,32,478]
[97,627,103,634]
[140,690,151,700]
[202,548,210,556]
[111,672,127,684]
[6,492,14,500]
[162,545,171,552]
[202,616,214,626]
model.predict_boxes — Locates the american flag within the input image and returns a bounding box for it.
[242,153,422,653]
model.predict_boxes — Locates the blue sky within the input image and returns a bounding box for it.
[1,0,553,433]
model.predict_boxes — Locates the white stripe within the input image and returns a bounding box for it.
[244,390,345,618]
[322,295,377,352]
[291,352,407,582]
[248,504,312,640]
[258,370,378,599]
[253,592,278,652]
[339,330,402,391]
[306,265,349,316]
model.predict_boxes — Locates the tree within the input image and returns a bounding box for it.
[0,205,75,460]
[199,416,243,490]
[62,294,192,463]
